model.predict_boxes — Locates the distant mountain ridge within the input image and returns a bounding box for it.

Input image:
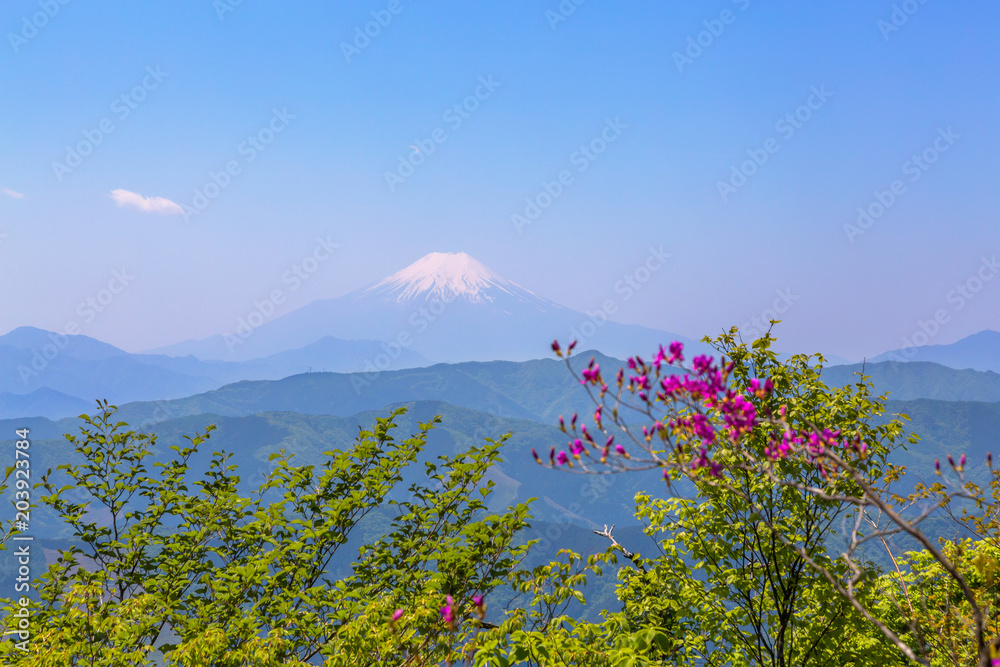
[0,387,91,420]
[0,327,429,418]
[100,351,630,429]
[148,251,704,364]
[23,354,998,432]
[5,396,997,537]
[871,330,1000,372]
[821,360,1000,402]
[0,400,655,530]
[9,320,1000,423]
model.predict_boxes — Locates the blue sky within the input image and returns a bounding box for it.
[1,0,998,361]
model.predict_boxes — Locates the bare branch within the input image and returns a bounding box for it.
[593,524,646,573]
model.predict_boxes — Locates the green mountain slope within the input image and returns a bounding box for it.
[824,361,1000,402]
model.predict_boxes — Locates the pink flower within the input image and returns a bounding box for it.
[440,595,455,629]
[692,355,714,375]
[581,362,601,384]
[472,595,486,619]
[654,345,667,369]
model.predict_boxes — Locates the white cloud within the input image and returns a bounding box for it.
[111,188,183,215]
[2,188,24,199]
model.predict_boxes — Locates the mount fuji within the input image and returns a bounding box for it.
[151,252,702,364]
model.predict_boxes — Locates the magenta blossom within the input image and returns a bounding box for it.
[472,594,486,619]
[440,595,455,630]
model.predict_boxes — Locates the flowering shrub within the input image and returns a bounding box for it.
[534,328,998,667]
[6,329,1000,666]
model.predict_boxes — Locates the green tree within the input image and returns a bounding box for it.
[0,403,531,666]
[606,330,910,666]
[534,329,931,665]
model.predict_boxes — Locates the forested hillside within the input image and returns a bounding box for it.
[5,334,1000,664]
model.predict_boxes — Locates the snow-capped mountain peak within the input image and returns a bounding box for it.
[363,252,540,304]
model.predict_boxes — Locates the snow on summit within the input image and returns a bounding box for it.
[363,252,545,305]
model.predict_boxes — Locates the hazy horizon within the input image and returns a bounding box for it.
[2,2,998,361]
